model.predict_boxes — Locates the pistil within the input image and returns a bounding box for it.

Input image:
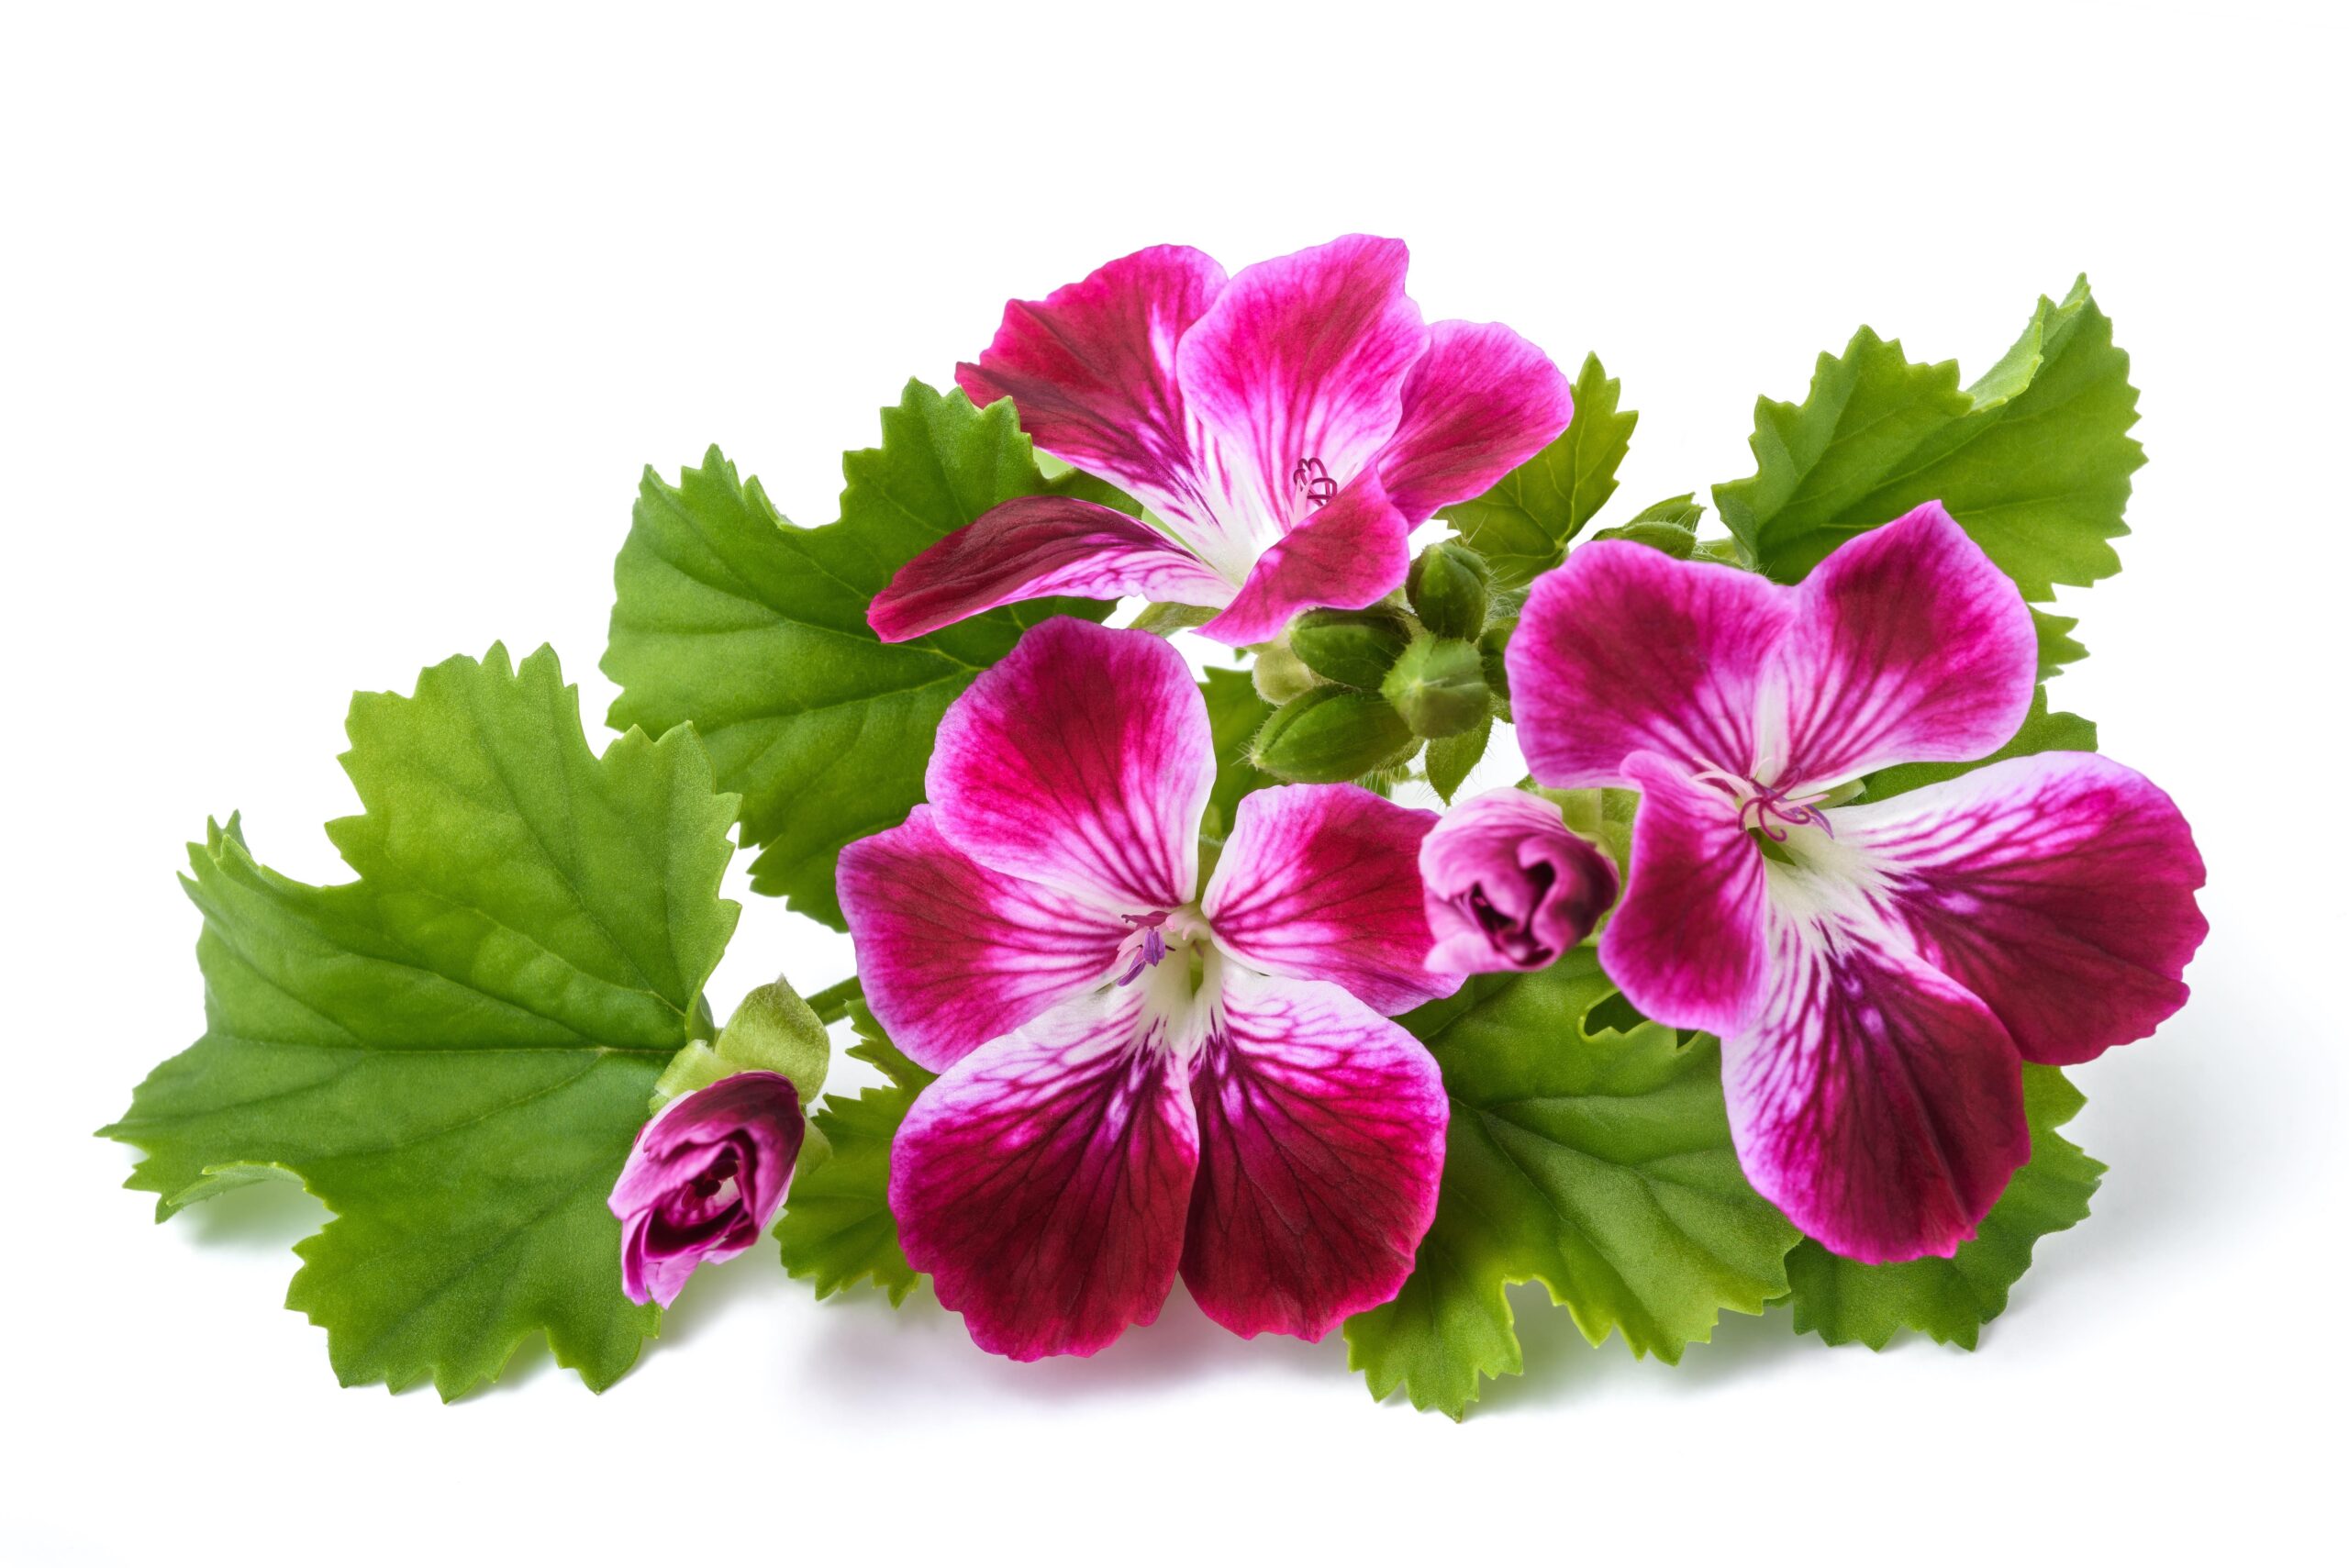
[1690,766,1839,844]
[1291,454,1337,508]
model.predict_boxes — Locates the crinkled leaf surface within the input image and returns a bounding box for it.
[1345,952,1800,1418]
[101,646,740,1397]
[603,381,1116,928]
[1786,1064,2102,1348]
[1438,352,1636,587]
[1714,277,2143,597]
[774,1004,935,1305]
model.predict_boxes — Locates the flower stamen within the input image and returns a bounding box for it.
[1291,455,1337,508]
[1115,910,1174,986]
[1738,782,1836,841]
[1690,765,1837,842]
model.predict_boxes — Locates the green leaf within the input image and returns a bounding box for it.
[774,1003,937,1305]
[1199,666,1276,840]
[1437,353,1637,587]
[1345,953,1800,1418]
[1424,717,1492,803]
[805,975,865,1026]
[1786,1064,2103,1349]
[603,382,1115,929]
[99,646,740,1397]
[1714,277,2144,598]
[2033,607,2087,681]
[1863,686,2096,803]
[1622,494,1707,530]
[1589,494,1703,559]
[1041,463,1145,516]
[1129,601,1219,636]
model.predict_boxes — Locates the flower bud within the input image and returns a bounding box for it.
[609,1071,806,1307]
[1406,540,1492,639]
[1252,685,1417,783]
[1251,639,1323,704]
[1477,617,1515,717]
[1288,606,1416,690]
[1381,634,1490,739]
[1420,791,1620,974]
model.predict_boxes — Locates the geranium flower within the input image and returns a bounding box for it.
[1420,789,1620,974]
[866,235,1575,648]
[837,617,1454,1359]
[1508,504,2207,1262]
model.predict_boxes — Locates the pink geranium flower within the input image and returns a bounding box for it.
[866,235,1575,648]
[838,617,1454,1359]
[1509,504,2208,1263]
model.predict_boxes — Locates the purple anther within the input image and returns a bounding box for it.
[1115,910,1174,986]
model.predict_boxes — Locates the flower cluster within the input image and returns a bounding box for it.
[108,231,2210,1409]
[833,238,2204,1341]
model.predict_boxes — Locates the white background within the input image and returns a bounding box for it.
[7,2,2342,1562]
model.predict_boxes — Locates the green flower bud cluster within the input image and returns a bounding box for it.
[1248,539,1516,785]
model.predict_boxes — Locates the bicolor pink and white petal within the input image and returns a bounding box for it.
[841,617,1458,1358]
[1511,503,2208,1262]
[868,235,1575,646]
[1181,970,1447,1340]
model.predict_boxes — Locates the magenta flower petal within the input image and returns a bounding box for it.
[1179,970,1447,1340]
[610,1071,805,1308]
[1202,783,1453,1015]
[1726,915,2030,1263]
[894,237,1575,645]
[1378,319,1576,523]
[1511,507,2204,1264]
[1774,503,2037,783]
[954,243,1229,529]
[1420,790,1620,973]
[1598,753,1772,1035]
[890,987,1199,1360]
[1837,752,2209,1066]
[867,496,1237,644]
[926,616,1211,909]
[1196,473,1415,647]
[837,806,1131,1073]
[1511,539,1793,789]
[1175,234,1427,550]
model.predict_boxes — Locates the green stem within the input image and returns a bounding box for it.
[805,974,865,1025]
